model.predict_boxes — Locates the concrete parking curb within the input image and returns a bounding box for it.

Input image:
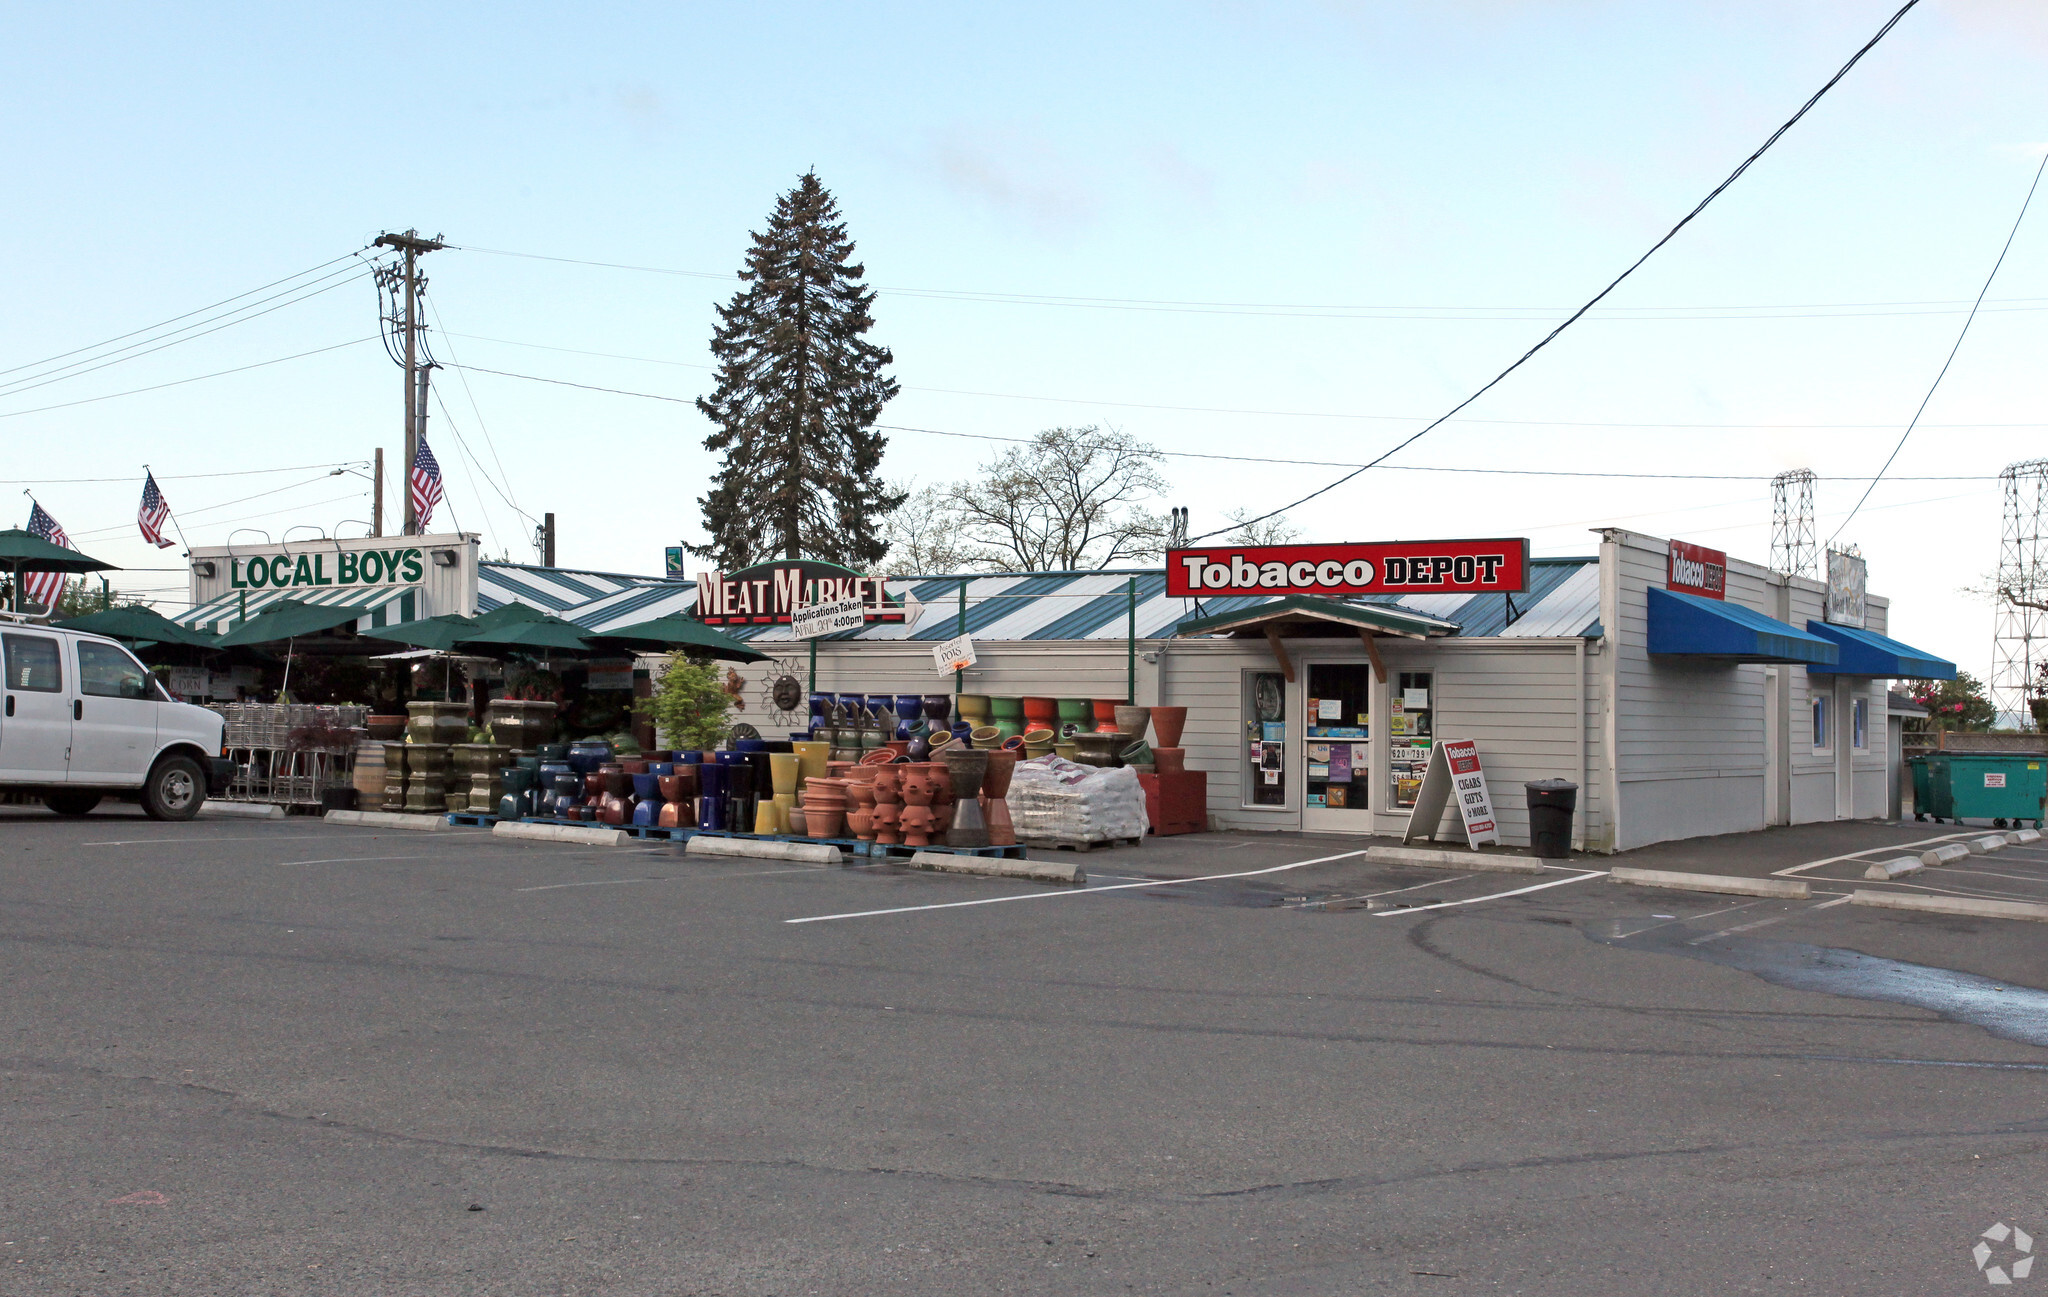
[907,852,1086,885]
[1365,846,1549,874]
[324,809,448,831]
[684,836,840,865]
[1608,867,1810,899]
[493,821,628,847]
[1863,856,1925,881]
[1971,835,2007,855]
[1851,890,2048,923]
[202,801,285,820]
[2009,828,2043,845]
[1921,843,1971,867]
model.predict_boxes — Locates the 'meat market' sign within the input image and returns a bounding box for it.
[1167,539,1529,597]
[694,559,907,627]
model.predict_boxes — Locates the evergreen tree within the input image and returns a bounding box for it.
[693,173,903,568]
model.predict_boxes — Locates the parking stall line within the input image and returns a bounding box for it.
[1369,870,1609,916]
[784,848,1372,924]
[1772,831,1978,877]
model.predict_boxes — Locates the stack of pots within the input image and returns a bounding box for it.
[1150,706,1188,774]
[989,696,1024,739]
[407,700,470,745]
[1056,698,1091,737]
[657,762,699,828]
[486,699,557,759]
[804,778,848,839]
[942,746,990,848]
[381,742,410,812]
[1091,699,1121,733]
[982,748,1018,846]
[957,694,992,733]
[404,744,451,812]
[457,743,512,812]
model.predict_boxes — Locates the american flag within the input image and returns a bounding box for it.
[410,434,445,531]
[23,501,71,610]
[137,471,174,548]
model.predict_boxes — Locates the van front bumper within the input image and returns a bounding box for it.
[208,758,235,795]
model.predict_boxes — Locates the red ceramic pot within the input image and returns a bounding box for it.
[871,766,902,805]
[621,759,649,775]
[985,797,1016,847]
[1021,697,1058,728]
[900,767,936,807]
[899,804,934,847]
[1092,699,1121,732]
[860,748,896,767]
[983,749,1019,799]
[1149,706,1188,749]
[808,807,845,839]
[872,802,901,844]
[846,808,875,841]
[1153,747,1187,775]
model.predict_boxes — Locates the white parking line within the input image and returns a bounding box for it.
[784,848,1372,925]
[82,834,342,847]
[1773,831,1978,877]
[517,866,821,892]
[1611,899,1764,940]
[276,856,423,867]
[1369,870,1609,916]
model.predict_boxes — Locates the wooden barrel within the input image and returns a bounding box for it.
[353,740,386,802]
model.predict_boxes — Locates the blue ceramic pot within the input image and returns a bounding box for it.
[631,773,660,800]
[699,795,723,830]
[951,722,972,741]
[632,800,656,827]
[649,761,674,776]
[698,763,728,798]
[809,693,832,723]
[497,792,521,821]
[736,738,768,753]
[566,740,612,774]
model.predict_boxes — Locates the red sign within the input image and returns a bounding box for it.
[694,559,907,626]
[1667,540,1727,600]
[1167,539,1529,598]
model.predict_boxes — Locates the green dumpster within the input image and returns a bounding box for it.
[1922,753,2046,828]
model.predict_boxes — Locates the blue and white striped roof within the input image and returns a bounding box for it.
[178,584,418,635]
[477,561,665,617]
[523,557,1604,642]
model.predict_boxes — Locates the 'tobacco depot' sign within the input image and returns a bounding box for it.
[1166,540,1530,597]
[1667,539,1727,600]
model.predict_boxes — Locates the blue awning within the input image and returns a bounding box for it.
[1804,621,1956,679]
[1646,587,1839,665]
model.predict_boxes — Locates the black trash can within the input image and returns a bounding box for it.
[1525,779,1578,859]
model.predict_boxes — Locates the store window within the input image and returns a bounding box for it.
[1812,695,1831,752]
[1852,696,1867,750]
[1389,671,1434,810]
[1243,669,1287,807]
[1305,663,1370,812]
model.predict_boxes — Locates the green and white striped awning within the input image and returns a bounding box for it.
[178,585,417,636]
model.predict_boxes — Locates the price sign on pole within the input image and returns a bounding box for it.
[932,634,977,676]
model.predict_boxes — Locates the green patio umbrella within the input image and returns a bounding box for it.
[0,528,119,613]
[55,605,221,648]
[362,612,484,651]
[453,612,603,654]
[215,598,375,647]
[590,613,768,663]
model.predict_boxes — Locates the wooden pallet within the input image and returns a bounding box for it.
[856,840,1029,861]
[445,812,498,827]
[1020,835,1144,854]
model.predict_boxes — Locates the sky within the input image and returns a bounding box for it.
[3,0,2045,684]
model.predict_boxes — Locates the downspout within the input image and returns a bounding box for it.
[1575,635,1587,851]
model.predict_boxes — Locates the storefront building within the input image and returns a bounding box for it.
[306,529,1952,853]
[183,532,483,633]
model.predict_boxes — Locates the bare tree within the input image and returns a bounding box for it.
[876,483,978,576]
[1220,507,1301,547]
[937,426,1170,572]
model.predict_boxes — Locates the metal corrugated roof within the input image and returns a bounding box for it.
[517,558,1605,643]
[178,584,417,635]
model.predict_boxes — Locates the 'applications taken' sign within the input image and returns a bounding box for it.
[1167,539,1529,598]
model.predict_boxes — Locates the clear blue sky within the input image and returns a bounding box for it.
[3,1,2043,677]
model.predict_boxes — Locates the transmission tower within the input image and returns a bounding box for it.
[1991,460,2048,729]
[373,229,446,535]
[1770,470,1817,579]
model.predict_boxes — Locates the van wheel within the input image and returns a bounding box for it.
[142,756,205,821]
[44,792,102,817]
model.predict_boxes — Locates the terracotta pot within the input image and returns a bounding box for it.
[983,749,1019,799]
[849,781,877,810]
[367,714,408,742]
[899,804,934,847]
[930,802,953,835]
[1149,706,1188,749]
[900,767,936,806]
[1153,746,1187,775]
[786,807,807,836]
[984,797,1016,847]
[846,808,875,841]
[871,765,902,805]
[603,771,633,797]
[808,807,845,839]
[860,747,896,766]
[1114,704,1151,741]
[871,802,901,844]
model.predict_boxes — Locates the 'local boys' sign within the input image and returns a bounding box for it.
[1166,539,1529,597]
[229,546,426,590]
[694,559,908,627]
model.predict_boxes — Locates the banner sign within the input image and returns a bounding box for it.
[1402,737,1501,849]
[229,546,424,591]
[693,559,908,627]
[789,594,867,640]
[1825,550,1867,628]
[1667,539,1727,600]
[933,634,977,675]
[1166,539,1529,597]
[664,546,687,578]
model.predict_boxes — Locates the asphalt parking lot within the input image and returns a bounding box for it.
[3,809,2046,1294]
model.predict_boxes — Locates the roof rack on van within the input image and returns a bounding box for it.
[0,609,53,625]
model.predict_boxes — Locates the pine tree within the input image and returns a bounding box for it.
[693,172,903,568]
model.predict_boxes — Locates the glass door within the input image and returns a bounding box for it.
[1304,662,1372,832]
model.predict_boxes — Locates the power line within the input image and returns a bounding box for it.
[0,460,369,486]
[0,251,364,381]
[426,301,530,524]
[0,337,378,422]
[1827,149,2048,545]
[455,246,2048,321]
[0,264,371,401]
[1188,0,1923,543]
[445,329,2048,432]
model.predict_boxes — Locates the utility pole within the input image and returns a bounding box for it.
[373,229,446,535]
[372,447,384,537]
[543,512,556,567]
[1769,470,1817,579]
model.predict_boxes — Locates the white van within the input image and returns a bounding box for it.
[0,618,231,820]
